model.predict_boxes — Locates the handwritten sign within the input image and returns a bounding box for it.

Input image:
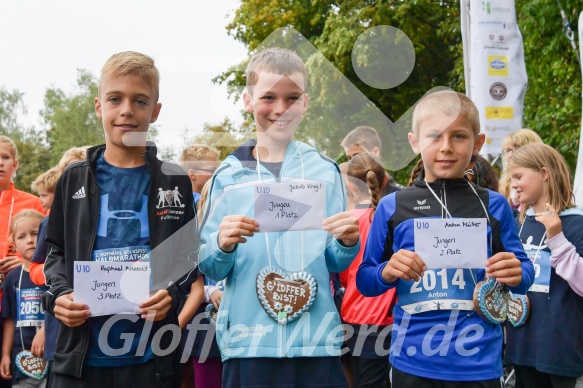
[414,218,487,268]
[73,261,150,316]
[254,182,326,232]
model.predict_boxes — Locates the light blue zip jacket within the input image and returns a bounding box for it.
[198,139,359,361]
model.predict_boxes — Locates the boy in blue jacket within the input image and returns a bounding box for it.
[357,91,534,387]
[198,47,360,387]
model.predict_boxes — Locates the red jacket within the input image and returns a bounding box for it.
[340,205,396,326]
[0,184,44,303]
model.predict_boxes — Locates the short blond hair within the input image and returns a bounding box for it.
[99,51,160,101]
[57,146,90,172]
[412,91,480,136]
[508,143,574,223]
[179,144,220,170]
[31,167,60,194]
[245,48,308,92]
[341,126,382,154]
[501,129,543,151]
[0,135,19,161]
[9,209,44,242]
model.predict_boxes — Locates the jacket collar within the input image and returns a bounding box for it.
[87,142,158,170]
[412,169,473,191]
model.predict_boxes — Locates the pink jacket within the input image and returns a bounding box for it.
[547,231,583,297]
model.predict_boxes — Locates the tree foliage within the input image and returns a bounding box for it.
[218,0,582,183]
[40,69,105,165]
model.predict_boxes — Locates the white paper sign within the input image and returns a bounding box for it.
[73,261,150,316]
[254,182,326,232]
[414,218,487,269]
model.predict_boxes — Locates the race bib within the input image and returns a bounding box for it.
[16,288,46,327]
[398,268,476,314]
[525,248,551,293]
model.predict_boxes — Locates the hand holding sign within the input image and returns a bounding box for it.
[218,215,259,252]
[485,252,522,287]
[54,293,90,328]
[139,289,172,321]
[382,249,427,283]
[322,211,360,246]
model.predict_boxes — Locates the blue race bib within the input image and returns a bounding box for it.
[398,268,477,314]
[525,248,551,293]
[16,288,45,327]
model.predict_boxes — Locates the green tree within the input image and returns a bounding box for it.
[516,0,581,171]
[186,117,252,159]
[41,69,104,165]
[219,0,582,181]
[0,87,51,193]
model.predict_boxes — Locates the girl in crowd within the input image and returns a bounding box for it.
[498,129,543,207]
[505,143,583,388]
[340,152,396,388]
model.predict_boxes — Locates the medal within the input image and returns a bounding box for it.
[473,278,508,324]
[507,292,530,327]
[14,351,48,380]
[256,266,317,324]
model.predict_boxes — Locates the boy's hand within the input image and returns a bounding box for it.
[31,328,45,358]
[139,289,172,321]
[322,211,359,246]
[382,249,427,283]
[210,289,223,310]
[218,215,259,253]
[0,355,11,380]
[0,256,22,273]
[54,293,90,327]
[485,252,522,287]
[535,203,562,239]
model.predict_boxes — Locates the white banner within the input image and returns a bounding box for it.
[463,0,528,154]
[573,11,583,207]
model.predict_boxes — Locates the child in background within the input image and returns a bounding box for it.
[498,129,543,207]
[357,91,533,386]
[30,168,59,214]
[1,210,47,387]
[199,47,359,387]
[179,179,223,388]
[0,136,44,289]
[177,145,219,387]
[340,152,396,388]
[178,144,220,205]
[505,143,583,388]
[29,147,89,384]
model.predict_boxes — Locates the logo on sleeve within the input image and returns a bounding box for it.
[72,186,86,199]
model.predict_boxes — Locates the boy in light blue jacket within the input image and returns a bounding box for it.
[198,47,359,387]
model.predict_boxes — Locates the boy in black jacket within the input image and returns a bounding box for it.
[43,51,200,387]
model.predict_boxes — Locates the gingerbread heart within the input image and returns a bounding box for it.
[473,278,508,325]
[507,292,530,327]
[15,351,48,380]
[256,266,317,324]
[205,303,218,325]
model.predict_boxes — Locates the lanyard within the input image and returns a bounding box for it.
[17,267,40,348]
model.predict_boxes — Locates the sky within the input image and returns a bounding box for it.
[0,0,248,156]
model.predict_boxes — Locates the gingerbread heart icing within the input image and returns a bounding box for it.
[256,266,317,324]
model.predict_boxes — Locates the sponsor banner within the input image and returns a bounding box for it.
[464,0,528,153]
